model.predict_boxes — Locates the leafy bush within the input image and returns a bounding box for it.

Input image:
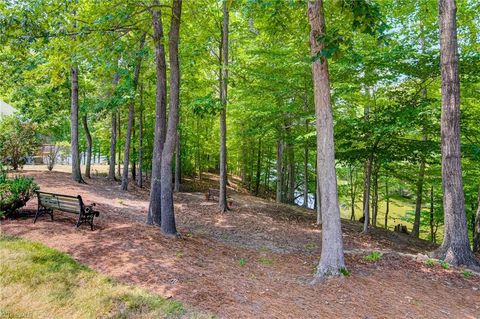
[0,115,39,170]
[0,169,38,217]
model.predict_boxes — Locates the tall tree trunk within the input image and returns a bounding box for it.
[108,112,117,180]
[70,2,83,183]
[412,158,426,237]
[147,0,168,226]
[349,165,356,221]
[371,160,379,227]
[303,145,309,208]
[308,0,345,278]
[107,72,120,180]
[430,185,435,243]
[434,0,478,267]
[70,66,83,183]
[122,34,146,191]
[117,110,121,177]
[362,154,373,233]
[385,177,390,229]
[286,137,295,204]
[137,83,144,188]
[255,139,262,196]
[158,0,182,236]
[218,0,229,213]
[276,139,284,203]
[82,114,92,179]
[174,130,181,192]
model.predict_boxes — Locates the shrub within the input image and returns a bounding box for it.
[0,169,38,217]
[0,115,39,170]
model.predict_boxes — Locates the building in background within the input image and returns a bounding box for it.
[0,100,17,118]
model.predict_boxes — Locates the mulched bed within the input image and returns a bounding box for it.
[1,170,479,318]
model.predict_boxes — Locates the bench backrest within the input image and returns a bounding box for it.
[36,191,84,214]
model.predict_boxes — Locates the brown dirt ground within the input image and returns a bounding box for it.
[1,170,480,319]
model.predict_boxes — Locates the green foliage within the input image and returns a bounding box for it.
[424,259,435,267]
[339,268,351,277]
[462,270,472,278]
[0,175,38,217]
[439,260,450,270]
[0,115,39,170]
[363,251,383,262]
[239,258,247,267]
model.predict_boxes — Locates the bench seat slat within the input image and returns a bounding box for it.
[38,195,80,203]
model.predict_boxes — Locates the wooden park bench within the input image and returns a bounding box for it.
[33,191,99,231]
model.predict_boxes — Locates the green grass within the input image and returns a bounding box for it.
[363,251,383,262]
[0,234,185,319]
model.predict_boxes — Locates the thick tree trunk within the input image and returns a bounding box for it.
[82,114,92,179]
[218,0,229,213]
[434,0,478,267]
[174,130,181,192]
[121,34,145,191]
[276,139,284,203]
[308,0,345,278]
[147,0,168,226]
[158,0,182,236]
[70,66,83,183]
[108,112,117,180]
[303,143,309,208]
[412,159,426,238]
[137,84,144,188]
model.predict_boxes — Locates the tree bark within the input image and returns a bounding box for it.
[362,154,373,233]
[70,66,83,183]
[349,165,356,221]
[308,0,345,279]
[174,130,181,192]
[385,178,390,229]
[276,139,284,203]
[255,139,262,196]
[108,111,117,180]
[137,83,144,188]
[430,185,435,243]
[159,0,182,236]
[82,114,92,179]
[412,158,426,238]
[218,0,229,213]
[371,159,379,227]
[434,0,478,267]
[286,137,295,204]
[122,34,146,191]
[117,110,121,177]
[147,0,168,226]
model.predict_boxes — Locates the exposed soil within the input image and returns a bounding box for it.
[1,170,479,318]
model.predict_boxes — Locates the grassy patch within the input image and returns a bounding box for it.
[0,235,184,318]
[257,257,274,266]
[363,251,383,262]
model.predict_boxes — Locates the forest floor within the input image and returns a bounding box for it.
[1,169,480,318]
